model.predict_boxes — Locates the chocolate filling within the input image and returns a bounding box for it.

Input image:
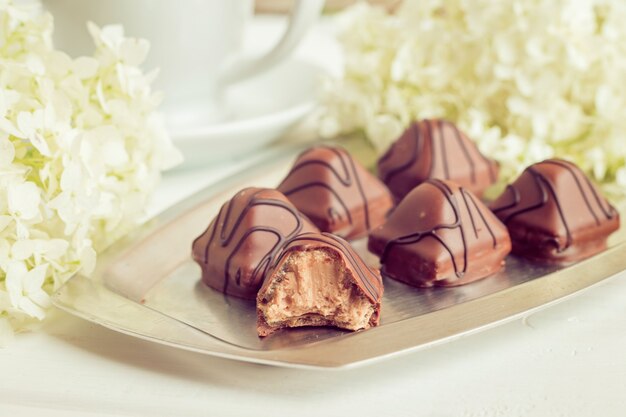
[257,247,378,337]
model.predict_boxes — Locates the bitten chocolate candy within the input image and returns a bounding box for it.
[257,232,383,337]
[192,188,319,299]
[277,145,394,240]
[489,159,620,264]
[368,179,511,287]
[378,119,499,201]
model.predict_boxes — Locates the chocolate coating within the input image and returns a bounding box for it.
[378,119,499,201]
[277,145,394,240]
[257,232,383,336]
[489,159,620,263]
[191,188,319,299]
[368,179,511,287]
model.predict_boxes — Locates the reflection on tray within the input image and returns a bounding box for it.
[140,252,561,351]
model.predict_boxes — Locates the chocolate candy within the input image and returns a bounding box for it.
[378,119,499,201]
[368,179,511,287]
[277,145,394,240]
[257,232,383,337]
[192,188,318,299]
[489,159,620,264]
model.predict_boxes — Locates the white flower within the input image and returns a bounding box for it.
[0,217,11,234]
[15,108,56,156]
[7,182,41,221]
[0,0,181,342]
[5,262,50,320]
[0,135,15,166]
[616,167,626,188]
[0,88,21,136]
[365,114,404,152]
[12,238,69,263]
[323,0,626,199]
[72,56,99,79]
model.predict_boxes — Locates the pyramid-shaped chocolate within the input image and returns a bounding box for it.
[192,188,318,299]
[489,159,620,263]
[378,119,499,201]
[368,179,511,287]
[257,232,383,337]
[277,145,394,240]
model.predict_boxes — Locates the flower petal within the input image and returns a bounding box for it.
[24,264,48,293]
[5,261,27,308]
[7,182,41,220]
[17,297,46,320]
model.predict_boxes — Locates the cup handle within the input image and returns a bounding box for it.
[219,0,325,85]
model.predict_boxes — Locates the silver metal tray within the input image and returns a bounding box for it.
[52,144,626,369]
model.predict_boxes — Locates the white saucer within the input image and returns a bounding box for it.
[167,58,322,167]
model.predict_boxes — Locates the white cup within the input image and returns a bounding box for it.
[42,0,324,130]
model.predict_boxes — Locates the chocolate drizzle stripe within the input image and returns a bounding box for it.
[323,233,381,300]
[439,120,451,180]
[492,160,618,252]
[199,189,308,294]
[583,174,617,219]
[534,173,572,251]
[463,189,498,248]
[451,122,477,184]
[379,120,498,200]
[281,150,351,187]
[496,170,548,225]
[544,160,600,225]
[426,120,435,179]
[384,232,463,279]
[429,233,463,277]
[327,207,343,224]
[202,203,225,264]
[543,159,616,222]
[381,122,421,183]
[220,193,300,246]
[272,232,382,301]
[191,224,212,256]
[281,160,351,186]
[498,167,569,250]
[463,121,498,184]
[568,159,618,218]
[380,179,468,277]
[281,182,353,225]
[278,145,375,228]
[460,189,479,240]
[490,185,520,214]
[226,201,304,281]
[192,204,222,264]
[224,227,282,292]
[450,120,497,183]
[219,189,249,244]
[430,180,469,275]
[345,148,371,230]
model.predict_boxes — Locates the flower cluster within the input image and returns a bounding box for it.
[321,0,626,199]
[0,1,181,342]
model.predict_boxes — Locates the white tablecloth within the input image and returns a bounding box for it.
[2,16,626,417]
